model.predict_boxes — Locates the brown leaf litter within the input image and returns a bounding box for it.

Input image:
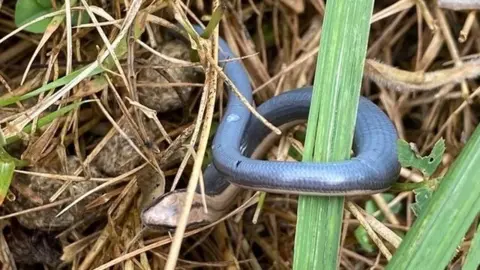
[0,1,479,269]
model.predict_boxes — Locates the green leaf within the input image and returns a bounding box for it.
[0,146,28,205]
[200,4,225,39]
[0,147,27,169]
[293,129,306,143]
[285,129,306,161]
[15,0,54,33]
[14,0,90,34]
[354,226,376,253]
[5,9,145,108]
[36,0,53,8]
[387,125,480,269]
[262,24,276,47]
[253,23,276,48]
[410,186,434,217]
[75,10,90,25]
[0,101,83,205]
[463,223,480,270]
[0,159,15,206]
[397,139,445,177]
[288,147,302,161]
[390,181,427,192]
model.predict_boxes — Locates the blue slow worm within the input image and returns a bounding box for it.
[141,25,401,229]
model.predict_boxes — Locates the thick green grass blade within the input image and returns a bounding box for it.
[293,0,374,269]
[463,223,480,270]
[387,125,480,270]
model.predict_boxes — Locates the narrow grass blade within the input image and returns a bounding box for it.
[387,125,480,269]
[0,158,14,206]
[0,10,147,108]
[293,0,374,269]
[0,129,5,146]
[5,100,92,144]
[0,66,101,107]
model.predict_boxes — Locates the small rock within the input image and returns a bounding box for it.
[4,220,62,268]
[4,156,102,231]
[137,39,202,113]
[92,118,160,176]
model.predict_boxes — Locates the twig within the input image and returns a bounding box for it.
[438,0,480,10]
[459,11,476,42]
[163,4,220,269]
[94,192,259,269]
[345,202,393,260]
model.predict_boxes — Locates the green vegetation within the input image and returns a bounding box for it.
[293,0,375,269]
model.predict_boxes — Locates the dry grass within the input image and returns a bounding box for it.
[0,0,479,269]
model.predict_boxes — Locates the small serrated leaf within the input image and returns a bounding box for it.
[410,186,434,216]
[396,138,445,177]
[428,139,446,174]
[396,139,418,166]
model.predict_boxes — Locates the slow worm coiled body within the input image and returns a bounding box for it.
[141,25,401,229]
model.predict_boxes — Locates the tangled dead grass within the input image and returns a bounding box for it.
[0,0,479,269]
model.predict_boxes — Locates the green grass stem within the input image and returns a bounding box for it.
[463,223,480,270]
[292,1,374,269]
